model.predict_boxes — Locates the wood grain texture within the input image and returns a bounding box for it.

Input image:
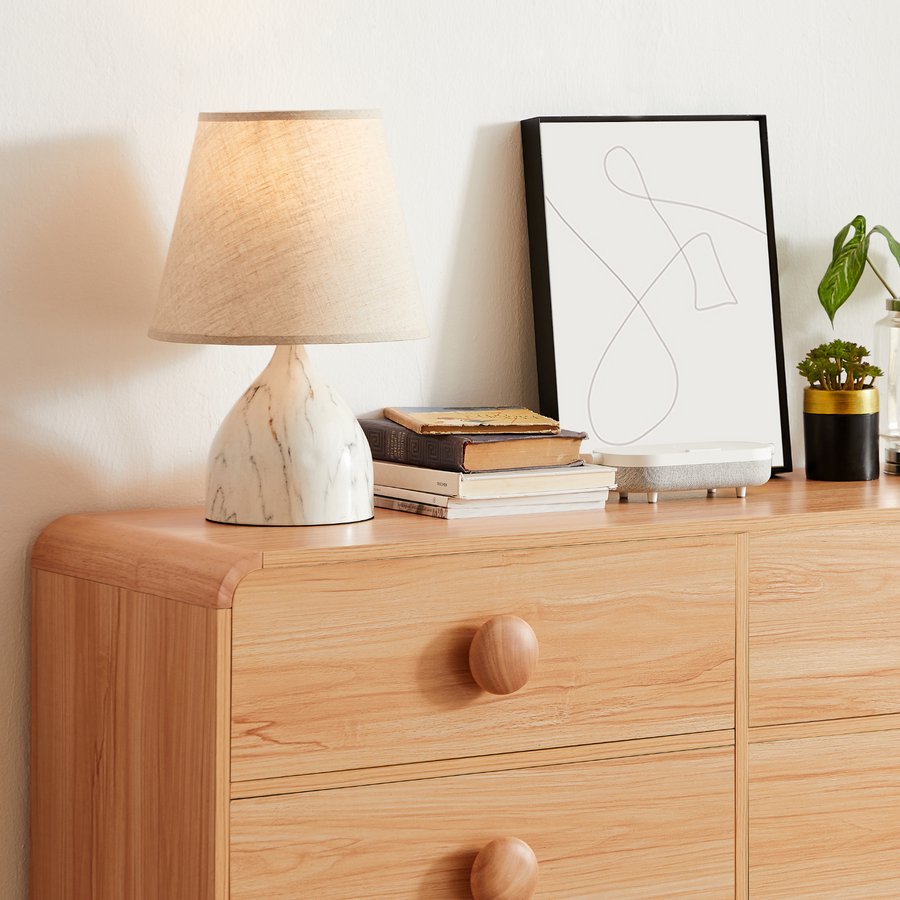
[214,609,232,900]
[230,535,735,781]
[749,523,900,727]
[30,571,231,900]
[749,712,900,744]
[229,729,736,798]
[27,472,900,576]
[231,746,735,900]
[735,533,750,900]
[750,729,900,900]
[31,512,263,608]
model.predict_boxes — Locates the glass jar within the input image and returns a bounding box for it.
[875,298,900,474]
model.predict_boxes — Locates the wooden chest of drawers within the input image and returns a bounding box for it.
[30,473,900,899]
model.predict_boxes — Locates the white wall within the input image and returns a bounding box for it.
[3,1,898,894]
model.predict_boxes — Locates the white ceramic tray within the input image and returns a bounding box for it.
[590,441,775,503]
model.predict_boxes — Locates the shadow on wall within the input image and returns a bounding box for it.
[0,135,262,900]
[0,136,202,523]
[773,231,883,468]
[0,137,145,900]
[430,122,540,409]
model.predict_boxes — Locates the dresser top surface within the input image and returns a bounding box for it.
[31,472,900,608]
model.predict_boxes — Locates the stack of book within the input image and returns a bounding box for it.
[359,407,616,519]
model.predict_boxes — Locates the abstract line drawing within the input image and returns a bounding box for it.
[521,115,792,472]
[545,144,767,444]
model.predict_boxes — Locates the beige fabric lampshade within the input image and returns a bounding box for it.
[149,110,429,344]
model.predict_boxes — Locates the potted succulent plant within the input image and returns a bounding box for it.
[798,339,881,480]
[801,215,895,480]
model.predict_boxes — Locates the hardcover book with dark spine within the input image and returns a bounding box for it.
[359,417,587,473]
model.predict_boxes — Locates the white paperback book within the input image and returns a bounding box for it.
[374,484,611,509]
[372,460,616,498]
[374,489,609,519]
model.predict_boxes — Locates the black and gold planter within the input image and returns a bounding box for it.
[803,387,879,481]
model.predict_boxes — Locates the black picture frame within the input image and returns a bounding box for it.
[521,115,792,473]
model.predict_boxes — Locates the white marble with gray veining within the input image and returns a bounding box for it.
[206,345,374,526]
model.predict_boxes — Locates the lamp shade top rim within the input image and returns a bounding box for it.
[198,110,382,122]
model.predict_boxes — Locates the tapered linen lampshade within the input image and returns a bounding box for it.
[150,110,429,526]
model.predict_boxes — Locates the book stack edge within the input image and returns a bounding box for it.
[361,409,615,519]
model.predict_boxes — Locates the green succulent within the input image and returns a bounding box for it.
[798,339,882,391]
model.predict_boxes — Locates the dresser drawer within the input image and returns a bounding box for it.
[749,524,900,727]
[231,745,734,900]
[232,538,734,780]
[230,535,735,781]
[750,729,900,900]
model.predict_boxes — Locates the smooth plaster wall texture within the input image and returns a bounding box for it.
[2,1,899,894]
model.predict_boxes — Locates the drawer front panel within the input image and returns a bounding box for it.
[749,524,900,727]
[231,536,735,780]
[231,746,735,900]
[750,729,900,900]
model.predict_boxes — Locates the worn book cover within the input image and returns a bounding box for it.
[383,406,560,434]
[360,417,586,472]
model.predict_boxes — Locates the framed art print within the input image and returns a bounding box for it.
[521,115,792,471]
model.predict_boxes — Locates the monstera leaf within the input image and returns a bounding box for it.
[817,215,869,325]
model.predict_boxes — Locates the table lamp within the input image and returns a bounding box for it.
[149,110,429,526]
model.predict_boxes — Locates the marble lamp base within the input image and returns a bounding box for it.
[206,345,374,526]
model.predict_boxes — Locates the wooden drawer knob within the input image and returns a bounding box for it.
[471,837,539,900]
[469,615,539,695]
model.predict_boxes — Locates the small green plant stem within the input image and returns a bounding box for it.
[867,257,899,300]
